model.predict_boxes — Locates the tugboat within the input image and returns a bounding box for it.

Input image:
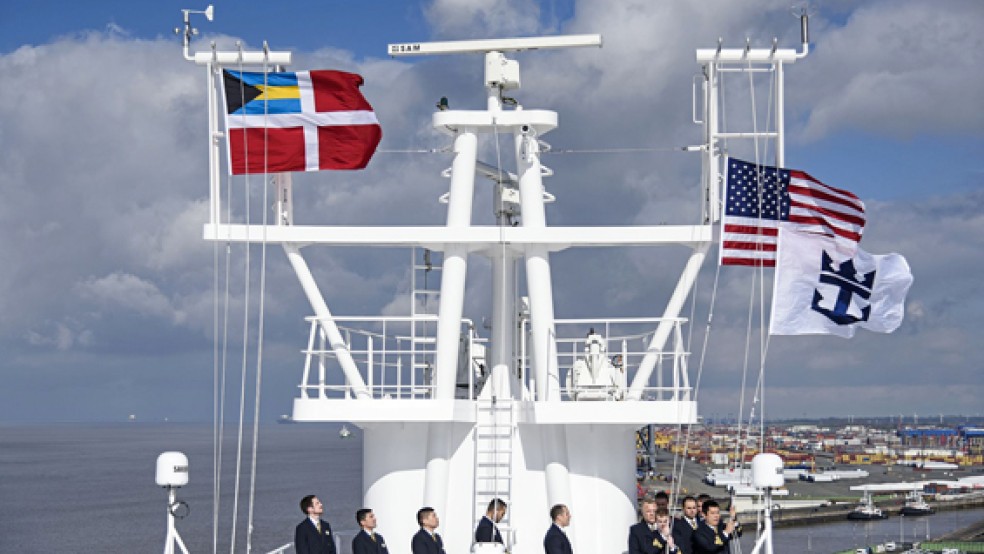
[899,490,934,516]
[847,491,888,520]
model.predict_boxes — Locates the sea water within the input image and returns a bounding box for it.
[738,507,984,553]
[2,423,982,553]
[0,423,362,553]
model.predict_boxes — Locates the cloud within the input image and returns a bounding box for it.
[728,383,984,419]
[424,0,541,38]
[1,2,981,421]
[796,0,984,140]
[0,33,206,341]
[78,272,186,324]
[114,199,211,272]
[25,320,93,351]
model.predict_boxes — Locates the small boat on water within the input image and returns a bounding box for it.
[847,503,887,521]
[899,491,934,516]
[847,492,888,520]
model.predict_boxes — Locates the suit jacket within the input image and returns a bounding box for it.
[691,520,739,554]
[411,528,446,554]
[295,518,337,554]
[475,515,503,544]
[352,529,387,554]
[671,517,698,554]
[629,522,677,554]
[543,523,573,554]
[628,521,658,554]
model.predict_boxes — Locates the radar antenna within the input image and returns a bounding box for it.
[387,35,601,111]
[157,452,191,554]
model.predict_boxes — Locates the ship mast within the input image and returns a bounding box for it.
[176,2,814,550]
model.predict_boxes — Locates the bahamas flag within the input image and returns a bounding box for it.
[222,70,382,174]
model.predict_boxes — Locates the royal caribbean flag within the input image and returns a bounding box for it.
[720,158,866,267]
[770,228,913,338]
[222,69,382,174]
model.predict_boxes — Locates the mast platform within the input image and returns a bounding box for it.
[203,223,713,251]
[293,398,697,426]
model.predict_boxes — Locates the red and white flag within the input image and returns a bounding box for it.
[222,69,382,175]
[720,158,866,267]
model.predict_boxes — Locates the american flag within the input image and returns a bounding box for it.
[720,158,866,267]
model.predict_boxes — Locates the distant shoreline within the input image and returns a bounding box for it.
[750,496,984,530]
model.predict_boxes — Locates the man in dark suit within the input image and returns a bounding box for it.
[294,495,337,554]
[629,498,658,554]
[411,507,446,554]
[544,504,573,554]
[653,491,670,513]
[694,495,711,523]
[671,496,699,554]
[475,497,507,545]
[352,508,387,554]
[692,500,740,554]
[654,508,680,553]
[629,500,678,553]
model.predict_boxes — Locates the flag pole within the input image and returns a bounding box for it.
[178,5,291,223]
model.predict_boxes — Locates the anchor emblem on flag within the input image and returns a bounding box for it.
[810,251,876,325]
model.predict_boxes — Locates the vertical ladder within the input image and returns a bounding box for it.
[473,397,515,547]
[410,248,441,396]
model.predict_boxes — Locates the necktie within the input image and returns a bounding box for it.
[371,532,377,543]
[691,519,697,530]
[316,521,321,533]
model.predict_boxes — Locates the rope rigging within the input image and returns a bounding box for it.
[214,46,274,554]
[726,55,781,553]
[735,54,779,481]
[245,47,274,554]
[664,54,785,553]
[213,126,234,554]
[225,48,252,554]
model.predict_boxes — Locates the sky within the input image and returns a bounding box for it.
[0,0,982,423]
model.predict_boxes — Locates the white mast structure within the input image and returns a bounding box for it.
[696,12,811,554]
[182,5,810,552]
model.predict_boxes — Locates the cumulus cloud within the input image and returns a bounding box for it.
[0,33,206,340]
[1,1,981,421]
[796,0,984,140]
[77,272,186,324]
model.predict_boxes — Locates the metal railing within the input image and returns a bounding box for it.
[299,315,482,399]
[520,317,693,402]
[297,315,693,403]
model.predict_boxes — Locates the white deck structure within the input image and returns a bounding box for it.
[185,13,809,552]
